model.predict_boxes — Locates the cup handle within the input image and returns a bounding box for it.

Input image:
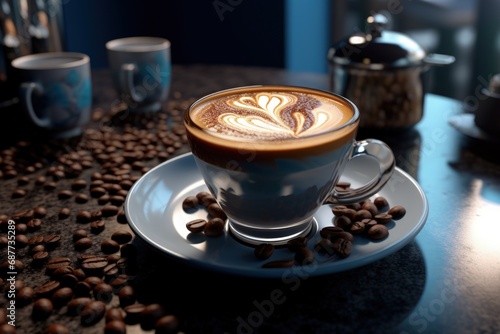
[326,139,395,205]
[20,82,51,128]
[120,63,146,103]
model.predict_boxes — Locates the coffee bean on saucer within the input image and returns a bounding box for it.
[374,213,393,224]
[204,217,225,237]
[367,224,389,240]
[186,219,207,233]
[262,259,294,269]
[182,196,199,211]
[43,324,70,334]
[353,209,372,221]
[155,314,180,334]
[361,201,378,217]
[286,236,308,251]
[388,205,406,220]
[334,215,352,230]
[336,181,351,189]
[374,196,389,209]
[332,238,353,258]
[32,298,53,321]
[207,203,227,220]
[350,221,366,235]
[294,247,315,265]
[254,243,274,260]
[314,238,335,256]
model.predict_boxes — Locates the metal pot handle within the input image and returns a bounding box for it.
[423,53,456,66]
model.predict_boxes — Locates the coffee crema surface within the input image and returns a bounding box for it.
[189,89,354,141]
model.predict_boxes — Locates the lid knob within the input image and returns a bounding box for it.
[367,13,388,38]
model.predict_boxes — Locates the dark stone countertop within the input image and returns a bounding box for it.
[0,65,499,334]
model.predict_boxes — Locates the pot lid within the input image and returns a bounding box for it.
[328,13,426,69]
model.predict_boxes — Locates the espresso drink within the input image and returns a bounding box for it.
[185,86,359,245]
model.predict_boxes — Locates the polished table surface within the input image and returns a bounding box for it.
[0,65,499,334]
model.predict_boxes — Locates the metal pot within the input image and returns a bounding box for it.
[328,13,455,129]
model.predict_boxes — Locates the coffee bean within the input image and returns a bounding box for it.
[58,207,71,219]
[73,268,87,281]
[17,286,35,307]
[84,276,104,289]
[105,320,127,334]
[196,191,213,203]
[353,209,373,221]
[90,219,105,234]
[374,213,393,224]
[332,238,353,258]
[27,218,42,232]
[204,217,225,237]
[32,298,53,321]
[0,324,15,334]
[182,196,199,211]
[35,280,61,298]
[74,238,93,251]
[262,259,294,268]
[91,210,103,221]
[368,224,389,240]
[74,282,92,298]
[75,193,89,203]
[81,300,106,326]
[52,287,74,308]
[336,181,351,189]
[350,220,366,235]
[73,229,88,242]
[101,205,119,217]
[111,230,133,244]
[110,195,125,206]
[101,239,120,254]
[124,303,145,325]
[81,257,108,276]
[105,308,124,323]
[32,251,49,265]
[334,215,352,230]
[319,226,349,240]
[12,188,27,198]
[15,234,29,248]
[116,210,128,224]
[286,236,308,251]
[388,205,406,220]
[362,218,378,231]
[60,274,79,289]
[94,282,114,303]
[374,196,389,209]
[46,257,71,273]
[155,315,180,334]
[51,266,74,280]
[254,243,274,260]
[43,323,70,334]
[314,238,335,256]
[141,303,166,330]
[15,223,27,234]
[71,179,87,190]
[186,219,207,233]
[57,190,73,199]
[1,259,24,275]
[106,254,121,264]
[361,201,378,217]
[76,210,92,223]
[119,285,136,307]
[207,203,227,220]
[67,297,92,316]
[91,186,107,198]
[43,181,57,190]
[110,276,128,290]
[294,247,315,265]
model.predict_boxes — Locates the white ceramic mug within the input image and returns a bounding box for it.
[106,37,171,112]
[11,52,92,138]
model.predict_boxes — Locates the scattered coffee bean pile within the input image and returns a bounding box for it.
[0,97,192,333]
[183,183,406,269]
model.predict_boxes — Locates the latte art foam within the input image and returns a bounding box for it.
[191,91,350,140]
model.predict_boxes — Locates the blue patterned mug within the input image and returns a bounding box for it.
[106,37,171,112]
[11,52,92,138]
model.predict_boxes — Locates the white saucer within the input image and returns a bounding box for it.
[125,152,428,278]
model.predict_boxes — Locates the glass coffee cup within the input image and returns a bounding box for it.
[184,85,395,245]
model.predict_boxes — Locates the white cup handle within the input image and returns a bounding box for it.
[120,63,146,103]
[326,138,395,204]
[20,82,51,128]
